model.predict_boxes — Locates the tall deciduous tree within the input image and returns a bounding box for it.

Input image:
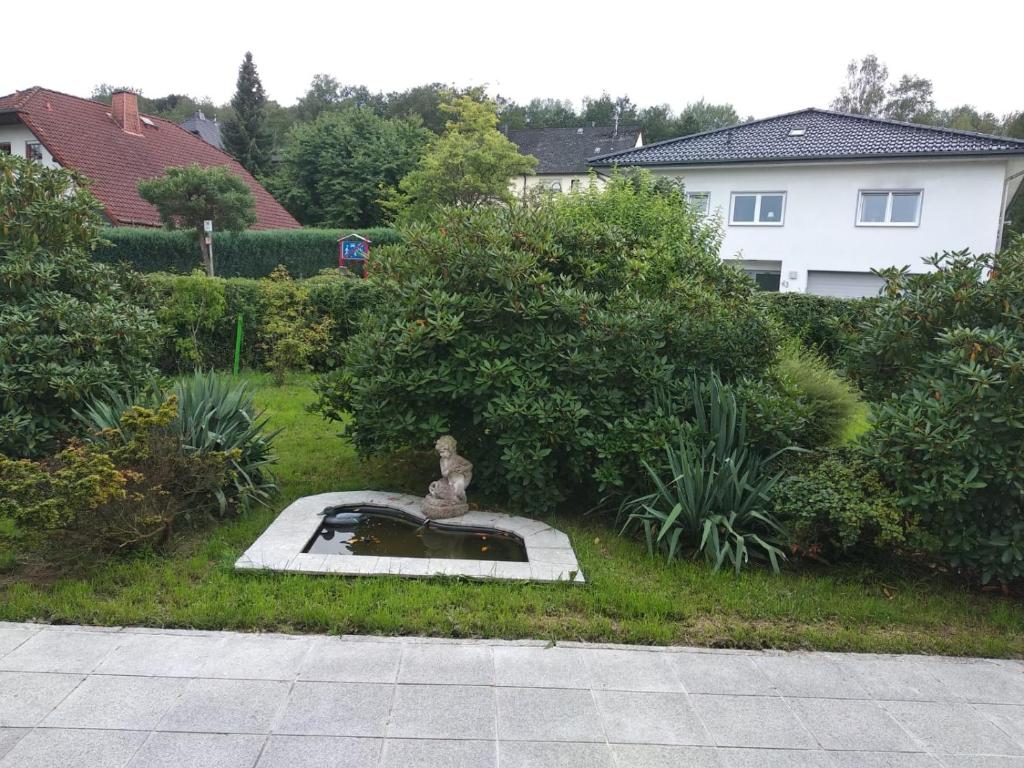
[222,52,272,177]
[581,93,638,127]
[831,54,889,117]
[268,108,430,227]
[138,164,256,276]
[391,96,537,221]
[676,100,741,135]
[884,75,936,123]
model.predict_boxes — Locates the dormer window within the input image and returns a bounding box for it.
[787,128,806,137]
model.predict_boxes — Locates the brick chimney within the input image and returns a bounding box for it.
[111,90,142,135]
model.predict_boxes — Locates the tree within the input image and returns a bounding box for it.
[267,108,430,227]
[0,154,158,457]
[831,54,889,116]
[294,74,386,122]
[884,75,936,123]
[676,100,741,135]
[385,83,486,134]
[138,164,256,276]
[581,93,638,126]
[938,105,1001,134]
[222,52,273,177]
[391,96,537,221]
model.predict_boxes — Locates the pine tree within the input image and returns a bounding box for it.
[222,52,272,177]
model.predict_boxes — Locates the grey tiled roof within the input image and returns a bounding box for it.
[589,108,1024,167]
[506,125,642,174]
[179,111,223,150]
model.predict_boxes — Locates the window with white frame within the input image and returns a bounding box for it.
[857,190,922,226]
[686,191,710,216]
[729,192,786,225]
[25,142,43,162]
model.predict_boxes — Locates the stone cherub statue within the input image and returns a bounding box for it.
[422,435,473,519]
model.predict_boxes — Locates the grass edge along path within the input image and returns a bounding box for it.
[1,375,1021,658]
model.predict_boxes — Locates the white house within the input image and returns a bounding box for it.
[588,108,1024,297]
[506,124,643,195]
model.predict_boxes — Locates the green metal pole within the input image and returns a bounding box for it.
[233,313,243,376]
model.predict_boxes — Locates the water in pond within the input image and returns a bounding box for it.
[304,505,528,562]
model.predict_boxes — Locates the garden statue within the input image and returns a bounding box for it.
[423,435,473,519]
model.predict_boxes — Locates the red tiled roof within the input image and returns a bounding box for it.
[0,87,299,230]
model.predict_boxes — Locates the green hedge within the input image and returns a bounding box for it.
[756,292,875,364]
[94,227,401,278]
[125,271,383,373]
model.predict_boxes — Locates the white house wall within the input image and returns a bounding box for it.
[513,173,605,196]
[0,122,59,168]
[647,158,1008,293]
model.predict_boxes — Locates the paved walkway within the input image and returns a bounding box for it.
[1,622,1023,767]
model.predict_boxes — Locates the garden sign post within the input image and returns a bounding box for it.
[338,233,370,278]
[204,219,214,277]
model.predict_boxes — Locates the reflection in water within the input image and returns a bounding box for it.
[303,505,528,562]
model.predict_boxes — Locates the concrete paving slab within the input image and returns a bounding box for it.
[830,752,943,767]
[718,747,837,767]
[671,652,777,695]
[883,700,1024,756]
[610,744,722,768]
[127,732,265,768]
[496,687,604,743]
[0,630,35,658]
[0,730,27,760]
[0,671,83,727]
[387,684,496,740]
[0,630,118,673]
[44,674,186,730]
[255,735,381,768]
[788,697,920,752]
[398,642,494,686]
[754,653,871,699]
[583,648,682,692]
[300,637,402,683]
[0,728,145,768]
[498,740,613,768]
[493,646,589,689]
[380,738,496,768]
[274,681,393,737]
[594,690,710,746]
[200,633,314,680]
[691,694,818,750]
[157,678,289,734]
[95,632,225,677]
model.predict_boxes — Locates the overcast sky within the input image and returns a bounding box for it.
[6,0,1021,119]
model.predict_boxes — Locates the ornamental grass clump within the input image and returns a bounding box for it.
[618,375,790,575]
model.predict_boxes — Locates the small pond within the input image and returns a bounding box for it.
[303,505,528,562]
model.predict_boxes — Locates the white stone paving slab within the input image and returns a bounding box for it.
[0,623,1021,766]
[234,490,583,582]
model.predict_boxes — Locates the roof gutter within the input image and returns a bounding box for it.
[588,150,1024,169]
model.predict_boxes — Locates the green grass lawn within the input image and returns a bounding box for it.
[2,374,1022,657]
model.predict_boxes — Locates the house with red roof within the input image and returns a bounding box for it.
[0,87,298,230]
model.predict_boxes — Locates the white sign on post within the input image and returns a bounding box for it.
[203,220,213,233]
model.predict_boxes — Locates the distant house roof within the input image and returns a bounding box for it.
[506,125,642,174]
[0,87,298,229]
[179,111,224,150]
[589,108,1024,167]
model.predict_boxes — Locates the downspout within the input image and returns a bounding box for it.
[997,168,1024,252]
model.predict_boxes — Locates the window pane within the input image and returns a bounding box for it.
[860,193,888,223]
[732,195,756,222]
[688,192,710,215]
[759,194,783,223]
[890,192,920,223]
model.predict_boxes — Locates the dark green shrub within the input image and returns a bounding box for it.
[77,372,279,514]
[258,267,333,384]
[769,447,909,559]
[305,272,384,370]
[737,343,865,451]
[0,155,158,457]
[315,176,781,512]
[756,293,873,364]
[853,246,1024,584]
[93,227,401,278]
[619,375,790,574]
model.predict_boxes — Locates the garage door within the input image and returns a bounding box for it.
[806,270,885,298]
